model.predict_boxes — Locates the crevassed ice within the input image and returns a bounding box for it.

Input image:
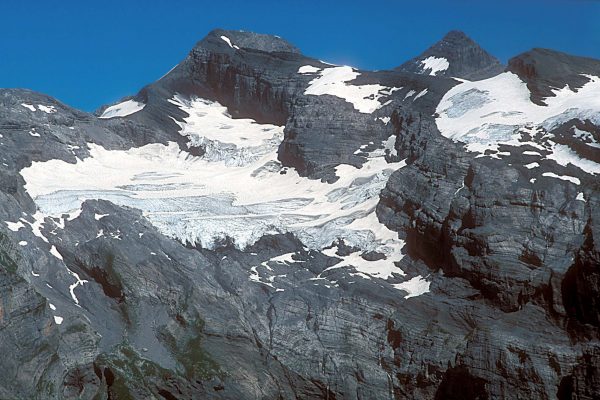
[419,56,449,76]
[21,96,412,284]
[435,72,600,174]
[99,99,146,119]
[304,66,400,113]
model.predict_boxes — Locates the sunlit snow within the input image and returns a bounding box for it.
[436,72,600,174]
[21,97,413,288]
[99,100,146,119]
[38,105,56,114]
[541,172,580,185]
[419,56,449,76]
[304,66,400,113]
[298,65,321,74]
[413,88,428,101]
[5,221,25,231]
[220,35,239,50]
[393,275,431,299]
[50,245,63,260]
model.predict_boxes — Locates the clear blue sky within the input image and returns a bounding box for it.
[1,0,598,112]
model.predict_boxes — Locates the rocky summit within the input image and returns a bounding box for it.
[0,28,599,399]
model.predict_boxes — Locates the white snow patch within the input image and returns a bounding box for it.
[576,192,585,202]
[384,135,398,157]
[21,103,36,112]
[542,172,581,185]
[270,253,297,264]
[50,245,63,260]
[524,162,539,169]
[29,129,40,137]
[419,56,449,76]
[413,89,428,101]
[53,316,63,325]
[18,241,27,246]
[66,267,88,305]
[404,90,416,100]
[392,275,431,299]
[38,105,56,114]
[49,303,56,311]
[298,65,321,74]
[94,213,109,221]
[99,100,145,119]
[304,66,400,113]
[5,221,25,231]
[220,35,235,49]
[25,212,49,243]
[546,143,600,175]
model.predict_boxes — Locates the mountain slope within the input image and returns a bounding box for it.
[396,30,504,80]
[0,29,599,399]
[507,47,600,105]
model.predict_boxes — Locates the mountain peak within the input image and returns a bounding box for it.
[441,30,471,43]
[396,30,504,80]
[197,29,301,54]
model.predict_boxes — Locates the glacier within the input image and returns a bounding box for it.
[20,96,416,287]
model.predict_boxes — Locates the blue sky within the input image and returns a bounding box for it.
[1,0,598,111]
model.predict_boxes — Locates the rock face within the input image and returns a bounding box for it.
[395,30,504,80]
[0,29,599,399]
[507,48,600,105]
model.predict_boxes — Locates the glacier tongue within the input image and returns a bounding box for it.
[21,96,409,282]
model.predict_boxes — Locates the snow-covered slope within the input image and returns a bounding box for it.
[301,65,400,113]
[99,99,146,118]
[436,72,600,176]
[21,96,415,287]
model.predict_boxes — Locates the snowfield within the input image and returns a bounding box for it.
[436,72,600,174]
[21,96,424,293]
[302,65,400,113]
